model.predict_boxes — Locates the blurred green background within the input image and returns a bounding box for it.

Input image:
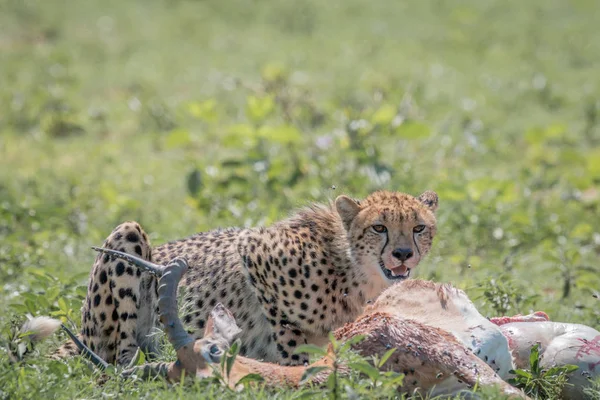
[1,0,599,397]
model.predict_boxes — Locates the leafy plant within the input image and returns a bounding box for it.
[213,339,265,390]
[584,377,600,400]
[508,343,578,399]
[294,333,406,399]
[473,276,538,317]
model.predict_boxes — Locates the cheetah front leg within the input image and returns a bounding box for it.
[238,230,314,366]
[78,221,159,366]
[270,317,310,366]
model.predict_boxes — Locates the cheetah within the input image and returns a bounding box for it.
[58,190,439,366]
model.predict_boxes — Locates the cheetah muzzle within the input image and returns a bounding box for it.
[378,259,411,280]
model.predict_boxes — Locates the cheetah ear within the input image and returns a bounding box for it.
[417,190,438,212]
[335,195,362,230]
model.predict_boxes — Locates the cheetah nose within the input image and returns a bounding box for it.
[392,248,413,261]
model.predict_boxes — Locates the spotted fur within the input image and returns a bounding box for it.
[56,190,438,366]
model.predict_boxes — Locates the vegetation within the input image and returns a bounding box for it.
[1,0,599,398]
[508,344,579,399]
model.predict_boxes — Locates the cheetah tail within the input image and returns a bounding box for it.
[18,317,81,361]
[20,317,62,342]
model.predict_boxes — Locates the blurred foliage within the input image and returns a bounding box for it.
[1,0,600,398]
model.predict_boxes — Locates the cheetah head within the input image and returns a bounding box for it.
[335,190,438,283]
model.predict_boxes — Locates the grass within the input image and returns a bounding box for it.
[1,0,599,398]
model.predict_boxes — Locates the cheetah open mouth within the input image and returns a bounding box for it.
[378,260,411,281]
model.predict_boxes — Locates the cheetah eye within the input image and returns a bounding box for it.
[372,224,387,233]
[413,225,426,233]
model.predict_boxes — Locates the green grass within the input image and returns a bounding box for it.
[1,0,600,398]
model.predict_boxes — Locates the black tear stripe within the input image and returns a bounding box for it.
[362,226,370,237]
[380,232,389,257]
[413,233,421,258]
